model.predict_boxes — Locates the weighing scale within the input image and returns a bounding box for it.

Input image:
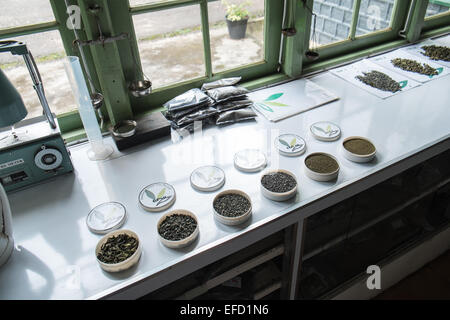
[0,40,73,192]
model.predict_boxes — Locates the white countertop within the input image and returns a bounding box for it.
[1,66,449,300]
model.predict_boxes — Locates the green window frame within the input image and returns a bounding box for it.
[0,0,449,142]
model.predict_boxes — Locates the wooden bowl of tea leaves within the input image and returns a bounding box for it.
[95,229,141,273]
[157,210,199,249]
[213,189,252,226]
[304,152,340,182]
[342,136,376,163]
[260,169,298,201]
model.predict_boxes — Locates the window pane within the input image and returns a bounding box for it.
[425,1,450,18]
[132,5,206,89]
[0,0,55,30]
[209,0,265,73]
[0,31,77,119]
[310,0,353,47]
[356,0,395,37]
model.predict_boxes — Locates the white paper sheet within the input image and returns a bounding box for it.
[369,48,449,83]
[401,38,450,68]
[248,79,339,122]
[329,59,420,99]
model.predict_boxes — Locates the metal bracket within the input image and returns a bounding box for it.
[73,32,129,48]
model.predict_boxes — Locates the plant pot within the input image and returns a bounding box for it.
[226,15,249,40]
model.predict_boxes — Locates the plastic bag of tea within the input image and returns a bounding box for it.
[215,99,253,113]
[173,117,215,133]
[163,88,211,112]
[216,107,257,125]
[176,106,218,126]
[206,85,249,103]
[201,77,242,91]
[166,99,213,120]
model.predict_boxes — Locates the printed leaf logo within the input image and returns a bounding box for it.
[398,80,408,88]
[157,188,166,199]
[145,190,155,200]
[256,93,289,112]
[279,137,304,152]
[279,139,290,148]
[265,93,284,101]
[290,138,296,147]
[430,67,443,78]
[314,125,339,137]
[145,187,170,206]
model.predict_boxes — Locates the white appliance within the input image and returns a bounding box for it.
[0,182,13,267]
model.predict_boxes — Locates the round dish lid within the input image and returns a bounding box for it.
[87,202,127,234]
[310,121,341,141]
[275,134,306,156]
[139,182,176,212]
[234,149,267,172]
[190,165,225,192]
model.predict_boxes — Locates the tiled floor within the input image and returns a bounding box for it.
[375,250,450,300]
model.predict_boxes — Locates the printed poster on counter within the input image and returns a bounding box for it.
[329,59,420,99]
[248,78,339,122]
[369,48,448,83]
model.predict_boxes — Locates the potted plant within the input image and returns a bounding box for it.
[222,0,252,40]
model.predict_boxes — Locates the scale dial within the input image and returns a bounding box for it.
[34,146,63,171]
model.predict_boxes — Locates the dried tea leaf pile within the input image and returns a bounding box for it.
[306,154,339,174]
[214,193,251,217]
[159,214,197,241]
[97,233,139,264]
[356,70,401,93]
[261,172,297,193]
[421,45,450,62]
[391,58,438,76]
[344,138,376,155]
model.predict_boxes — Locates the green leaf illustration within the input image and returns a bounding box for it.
[264,101,289,107]
[256,102,273,112]
[145,190,156,200]
[279,139,290,148]
[264,93,284,101]
[290,138,297,147]
[398,80,408,88]
[195,171,208,182]
[157,188,166,199]
[314,126,327,134]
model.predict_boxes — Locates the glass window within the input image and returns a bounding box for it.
[208,0,265,73]
[355,0,395,37]
[0,0,55,30]
[132,5,206,89]
[0,31,77,119]
[310,0,354,47]
[425,1,450,18]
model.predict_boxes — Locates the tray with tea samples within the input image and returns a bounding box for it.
[369,48,449,83]
[329,59,420,99]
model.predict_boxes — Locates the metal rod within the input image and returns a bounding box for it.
[22,52,57,129]
[64,0,96,94]
[277,0,288,71]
